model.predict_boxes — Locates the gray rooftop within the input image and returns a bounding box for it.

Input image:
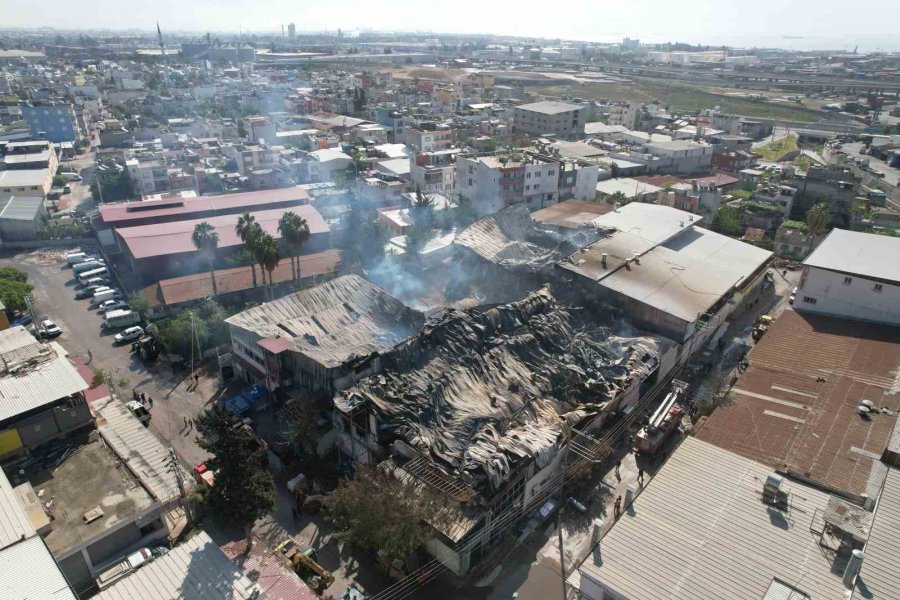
[575,437,849,600]
[0,196,44,221]
[853,467,900,600]
[94,531,265,600]
[225,275,424,369]
[515,100,584,115]
[0,169,48,189]
[804,228,900,283]
[0,535,76,600]
[0,467,34,551]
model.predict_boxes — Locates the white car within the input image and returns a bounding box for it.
[114,326,144,344]
[98,300,129,314]
[40,319,62,338]
[789,287,797,305]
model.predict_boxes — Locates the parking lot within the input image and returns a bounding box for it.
[1,247,212,468]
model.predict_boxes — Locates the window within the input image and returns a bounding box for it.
[526,172,531,179]
[525,185,530,190]
[874,284,883,292]
[803,296,817,305]
[843,277,852,285]
[548,169,556,176]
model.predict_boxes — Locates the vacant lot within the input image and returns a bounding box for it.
[528,77,826,122]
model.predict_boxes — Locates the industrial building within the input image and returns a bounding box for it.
[225,275,425,394]
[0,195,48,242]
[559,203,772,357]
[794,228,900,326]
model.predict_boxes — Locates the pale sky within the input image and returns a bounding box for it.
[3,0,899,51]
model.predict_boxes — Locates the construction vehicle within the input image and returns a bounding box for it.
[752,315,774,341]
[275,537,334,594]
[634,380,688,455]
[131,335,161,361]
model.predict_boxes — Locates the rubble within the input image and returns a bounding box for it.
[337,287,663,495]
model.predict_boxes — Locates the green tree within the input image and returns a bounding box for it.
[324,466,453,564]
[0,279,33,315]
[712,206,744,237]
[607,190,628,206]
[805,202,832,238]
[277,211,310,282]
[254,233,281,299]
[0,267,28,283]
[191,222,219,296]
[196,408,275,548]
[52,175,67,188]
[129,292,150,314]
[235,213,261,287]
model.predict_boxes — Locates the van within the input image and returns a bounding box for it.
[73,260,104,275]
[82,276,109,288]
[92,288,121,305]
[103,309,140,329]
[77,267,108,283]
[59,172,82,182]
[66,252,86,266]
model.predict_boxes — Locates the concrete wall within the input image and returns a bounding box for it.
[796,266,900,326]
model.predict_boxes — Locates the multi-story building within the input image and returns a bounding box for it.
[125,158,169,196]
[456,153,560,214]
[513,101,587,140]
[20,102,80,143]
[404,122,452,152]
[409,149,457,194]
[607,102,641,129]
[644,140,714,174]
[224,144,276,176]
[0,140,59,172]
[794,228,900,326]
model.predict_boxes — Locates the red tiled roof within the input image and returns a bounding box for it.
[117,204,329,260]
[697,309,900,497]
[633,175,682,188]
[147,249,342,307]
[98,187,310,225]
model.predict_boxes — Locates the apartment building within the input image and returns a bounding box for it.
[20,102,80,143]
[456,153,560,214]
[404,122,453,152]
[224,143,276,176]
[125,158,169,196]
[608,102,641,129]
[409,149,456,194]
[513,101,586,140]
[644,140,714,174]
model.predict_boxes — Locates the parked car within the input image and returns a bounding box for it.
[76,285,108,300]
[125,400,151,425]
[59,172,83,182]
[98,300,129,314]
[38,319,62,339]
[789,287,797,305]
[96,546,168,589]
[114,326,144,344]
[9,315,32,327]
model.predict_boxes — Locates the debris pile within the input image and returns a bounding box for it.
[338,287,662,495]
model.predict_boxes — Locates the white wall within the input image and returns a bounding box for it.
[796,266,900,326]
[575,165,600,201]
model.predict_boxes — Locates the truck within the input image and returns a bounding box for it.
[634,380,688,455]
[93,288,121,305]
[65,252,87,266]
[103,309,140,329]
[752,315,774,341]
[77,267,108,283]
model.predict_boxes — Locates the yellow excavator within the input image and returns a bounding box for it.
[275,537,334,594]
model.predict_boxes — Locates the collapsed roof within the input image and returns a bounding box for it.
[337,287,663,495]
[454,204,591,272]
[225,274,425,368]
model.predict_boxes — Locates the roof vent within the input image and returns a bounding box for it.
[762,473,789,508]
[632,253,640,265]
[601,253,608,268]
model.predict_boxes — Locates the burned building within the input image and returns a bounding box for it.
[334,287,669,575]
[224,275,425,394]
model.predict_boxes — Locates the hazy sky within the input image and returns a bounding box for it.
[4,0,899,50]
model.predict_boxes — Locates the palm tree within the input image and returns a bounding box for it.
[191,222,219,296]
[235,212,261,288]
[254,233,280,300]
[806,202,832,238]
[278,211,311,282]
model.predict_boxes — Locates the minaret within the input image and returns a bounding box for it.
[157,21,165,57]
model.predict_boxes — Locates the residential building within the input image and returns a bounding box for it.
[0,140,59,172]
[20,102,80,143]
[644,140,714,174]
[607,102,640,129]
[774,225,819,259]
[125,158,169,196]
[0,168,53,199]
[404,122,453,152]
[574,437,855,600]
[224,275,425,394]
[594,177,663,203]
[291,148,352,183]
[513,101,587,140]
[794,228,900,326]
[243,116,276,145]
[456,153,560,214]
[409,149,457,194]
[224,144,276,176]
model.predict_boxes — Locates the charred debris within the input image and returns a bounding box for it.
[335,286,664,500]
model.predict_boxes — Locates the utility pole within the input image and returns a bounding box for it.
[168,447,193,527]
[557,508,568,600]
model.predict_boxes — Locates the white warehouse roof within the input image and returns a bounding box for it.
[804,228,900,284]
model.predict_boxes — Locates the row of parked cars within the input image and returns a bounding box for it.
[66,251,145,344]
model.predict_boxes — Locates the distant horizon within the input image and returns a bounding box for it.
[3,0,898,53]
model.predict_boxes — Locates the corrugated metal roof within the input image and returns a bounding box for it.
[225,274,424,369]
[854,467,900,600]
[93,395,187,503]
[0,325,38,354]
[116,204,329,260]
[577,437,848,600]
[0,196,44,221]
[0,468,34,551]
[220,536,318,600]
[0,535,76,600]
[94,531,265,600]
[804,228,900,283]
[0,341,89,422]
